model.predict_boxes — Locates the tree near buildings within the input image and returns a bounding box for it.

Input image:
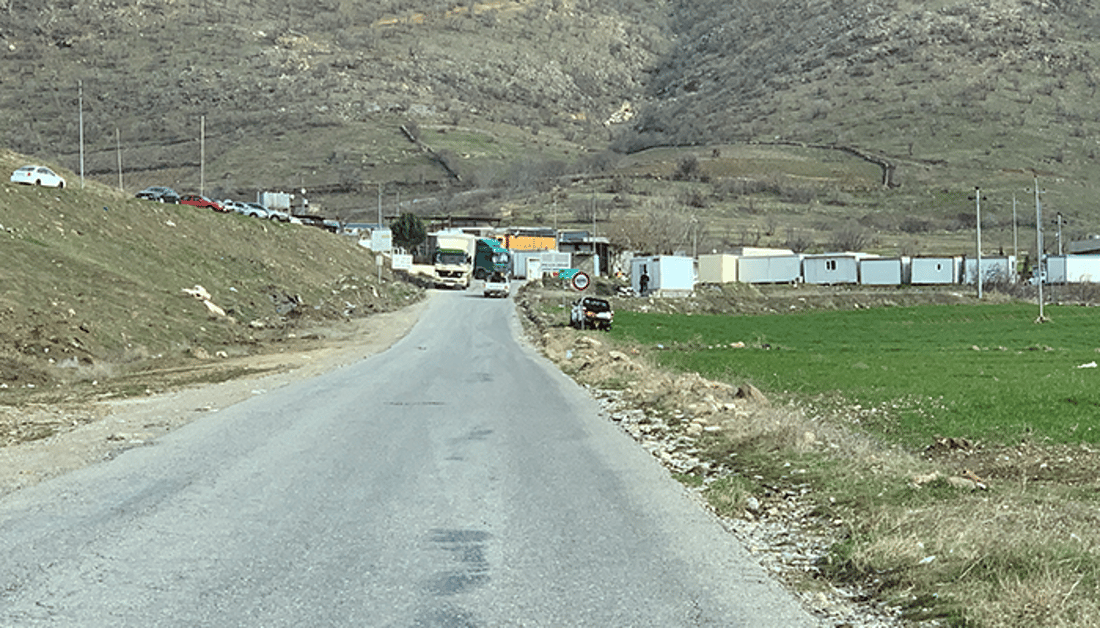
[828,221,870,252]
[391,212,427,252]
[607,197,693,255]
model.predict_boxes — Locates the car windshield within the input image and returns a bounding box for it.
[437,251,466,265]
[583,299,611,312]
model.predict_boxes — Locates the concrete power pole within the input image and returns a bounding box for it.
[1032,177,1047,322]
[78,80,84,189]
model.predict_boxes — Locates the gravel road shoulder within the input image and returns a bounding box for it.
[0,297,430,498]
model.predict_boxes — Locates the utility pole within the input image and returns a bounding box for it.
[1031,177,1048,322]
[1012,194,1018,262]
[1057,213,1063,256]
[78,80,85,189]
[199,115,205,196]
[116,128,122,190]
[969,187,986,299]
[691,216,699,259]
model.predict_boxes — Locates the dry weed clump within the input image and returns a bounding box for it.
[826,476,1100,626]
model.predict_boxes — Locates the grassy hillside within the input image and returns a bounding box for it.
[0,148,420,396]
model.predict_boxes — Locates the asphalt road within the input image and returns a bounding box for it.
[0,290,820,627]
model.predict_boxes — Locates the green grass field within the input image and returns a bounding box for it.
[615,303,1100,447]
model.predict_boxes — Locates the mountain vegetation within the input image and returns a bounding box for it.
[5,0,1100,255]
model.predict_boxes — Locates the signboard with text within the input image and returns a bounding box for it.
[391,253,412,270]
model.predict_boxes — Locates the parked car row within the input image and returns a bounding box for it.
[10,164,306,226]
[134,186,293,221]
[10,165,66,189]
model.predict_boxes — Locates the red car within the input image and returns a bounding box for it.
[179,194,227,212]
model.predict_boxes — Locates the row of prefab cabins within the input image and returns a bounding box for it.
[393,226,1100,297]
[626,247,1100,297]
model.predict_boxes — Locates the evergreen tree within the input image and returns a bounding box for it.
[391,212,427,251]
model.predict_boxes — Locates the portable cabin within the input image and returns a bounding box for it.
[733,246,797,257]
[802,253,861,285]
[510,250,541,279]
[525,257,542,280]
[910,257,960,285]
[736,255,802,284]
[859,257,906,286]
[697,254,738,284]
[1045,255,1100,283]
[631,256,695,297]
[963,256,1016,285]
[699,248,798,284]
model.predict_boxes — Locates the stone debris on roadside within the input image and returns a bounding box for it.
[591,386,909,628]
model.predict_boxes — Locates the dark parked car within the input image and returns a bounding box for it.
[135,186,180,203]
[179,194,227,212]
[570,296,613,331]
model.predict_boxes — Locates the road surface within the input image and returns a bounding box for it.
[0,290,819,627]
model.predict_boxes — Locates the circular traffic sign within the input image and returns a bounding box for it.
[571,271,590,291]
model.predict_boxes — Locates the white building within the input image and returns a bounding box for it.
[631,256,695,297]
[802,253,861,285]
[859,257,906,286]
[910,257,960,285]
[1044,255,1100,283]
[962,256,1016,285]
[736,255,802,284]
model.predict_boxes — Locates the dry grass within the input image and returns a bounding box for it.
[519,283,1100,627]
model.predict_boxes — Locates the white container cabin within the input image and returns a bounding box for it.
[910,257,959,285]
[736,255,802,284]
[697,254,738,284]
[802,253,861,285]
[963,256,1016,285]
[859,257,907,286]
[510,250,541,279]
[631,256,695,297]
[1045,255,1100,283]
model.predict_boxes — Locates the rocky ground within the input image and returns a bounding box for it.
[0,299,428,498]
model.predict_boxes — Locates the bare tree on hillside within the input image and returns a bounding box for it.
[829,221,870,252]
[607,197,692,255]
[785,227,813,253]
